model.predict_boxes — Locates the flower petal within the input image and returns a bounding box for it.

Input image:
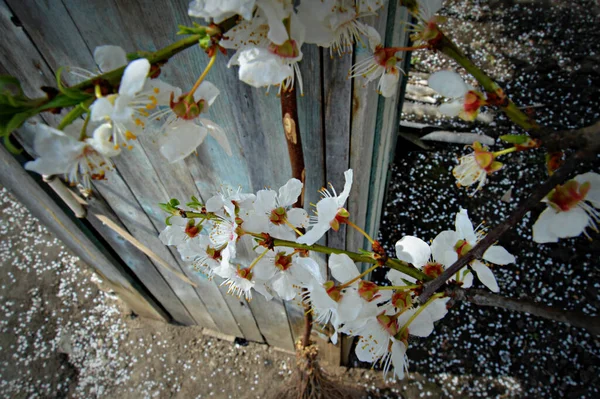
[575,172,600,207]
[254,189,278,214]
[278,178,303,207]
[390,340,408,380]
[295,257,325,284]
[159,120,208,163]
[431,230,460,266]
[90,97,115,122]
[338,169,353,206]
[455,208,477,244]
[329,253,360,283]
[395,236,431,268]
[386,269,416,286]
[428,70,469,98]
[439,100,464,117]
[378,70,399,98]
[199,118,232,156]
[483,245,515,265]
[286,208,309,228]
[193,81,220,105]
[471,260,499,292]
[94,45,127,72]
[119,59,150,96]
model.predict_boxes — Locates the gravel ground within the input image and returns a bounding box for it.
[1,0,599,398]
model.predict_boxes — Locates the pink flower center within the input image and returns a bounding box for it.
[376,313,398,336]
[548,180,590,212]
[268,39,300,58]
[274,252,293,271]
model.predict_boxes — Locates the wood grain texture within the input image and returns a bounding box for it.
[0,144,167,323]
[2,0,410,357]
[365,4,411,245]
[347,8,390,263]
[4,0,221,330]
[323,53,352,254]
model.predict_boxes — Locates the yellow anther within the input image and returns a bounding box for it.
[125,131,137,140]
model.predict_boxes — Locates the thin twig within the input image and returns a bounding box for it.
[280,85,312,347]
[451,287,600,336]
[418,152,586,303]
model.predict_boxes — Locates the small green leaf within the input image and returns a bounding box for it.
[55,67,92,101]
[165,215,173,226]
[499,134,529,145]
[169,198,180,207]
[3,111,32,136]
[0,75,24,97]
[3,133,22,154]
[159,202,174,213]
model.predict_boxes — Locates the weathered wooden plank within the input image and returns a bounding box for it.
[323,53,352,253]
[5,0,222,330]
[346,7,391,260]
[0,144,167,323]
[366,4,411,243]
[0,1,62,128]
[13,121,203,327]
[69,0,282,342]
[5,0,97,84]
[16,0,262,338]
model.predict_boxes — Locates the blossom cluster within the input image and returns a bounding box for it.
[190,0,445,97]
[158,169,518,379]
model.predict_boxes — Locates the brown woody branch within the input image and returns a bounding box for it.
[450,287,600,336]
[540,120,600,153]
[280,85,312,348]
[418,151,587,303]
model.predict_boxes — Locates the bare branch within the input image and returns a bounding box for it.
[451,287,600,336]
[541,120,600,153]
[418,151,587,303]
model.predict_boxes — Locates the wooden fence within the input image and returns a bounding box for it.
[0,0,411,363]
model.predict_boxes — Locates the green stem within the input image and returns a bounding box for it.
[57,103,87,130]
[33,34,205,114]
[79,112,91,140]
[397,293,444,336]
[179,210,431,281]
[378,284,420,291]
[436,31,540,132]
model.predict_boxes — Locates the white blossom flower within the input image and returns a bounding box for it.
[252,248,319,300]
[188,0,257,23]
[428,70,486,121]
[24,122,118,190]
[297,169,353,245]
[177,235,230,278]
[348,27,402,98]
[297,0,372,56]
[159,215,203,246]
[222,4,305,94]
[431,208,515,292]
[221,265,256,300]
[243,178,308,239]
[91,59,171,149]
[66,45,128,81]
[148,80,232,163]
[532,172,600,243]
[302,254,363,343]
[387,235,473,288]
[452,141,503,193]
[349,296,449,380]
[404,0,445,45]
[205,185,256,217]
[209,208,241,269]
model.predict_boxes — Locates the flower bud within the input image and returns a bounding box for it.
[170,92,206,120]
